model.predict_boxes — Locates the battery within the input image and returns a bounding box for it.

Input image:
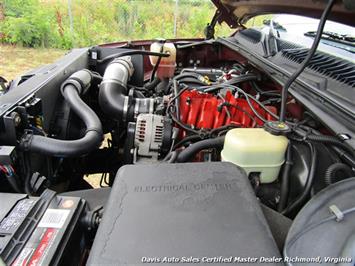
[0,190,86,266]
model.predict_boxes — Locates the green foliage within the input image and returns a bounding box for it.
[0,0,234,49]
[1,0,56,47]
[3,0,36,17]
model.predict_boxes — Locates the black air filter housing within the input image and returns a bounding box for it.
[88,162,280,265]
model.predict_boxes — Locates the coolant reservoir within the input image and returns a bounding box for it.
[221,128,288,183]
[150,41,176,79]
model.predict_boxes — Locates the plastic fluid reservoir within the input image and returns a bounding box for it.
[221,128,289,183]
[149,41,176,79]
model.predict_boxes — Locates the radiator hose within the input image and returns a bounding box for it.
[99,56,155,121]
[176,136,225,163]
[20,70,103,157]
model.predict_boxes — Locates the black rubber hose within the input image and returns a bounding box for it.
[173,134,202,149]
[176,136,225,163]
[24,152,33,194]
[20,70,103,157]
[250,81,264,94]
[294,128,354,158]
[307,135,354,157]
[332,146,355,168]
[97,50,169,64]
[98,57,133,120]
[278,144,293,212]
[26,85,103,157]
[150,55,162,82]
[282,142,317,216]
[150,41,165,81]
[173,79,181,120]
[174,72,205,81]
[145,77,161,91]
[279,0,335,122]
[324,162,353,186]
[99,56,154,121]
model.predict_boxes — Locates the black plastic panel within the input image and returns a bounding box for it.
[88,162,280,265]
[0,49,89,144]
[282,48,355,87]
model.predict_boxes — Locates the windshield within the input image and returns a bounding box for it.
[247,14,355,61]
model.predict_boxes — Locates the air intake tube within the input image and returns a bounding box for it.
[99,56,155,121]
[20,70,103,157]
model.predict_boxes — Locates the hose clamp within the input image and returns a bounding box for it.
[61,78,83,95]
[122,96,129,122]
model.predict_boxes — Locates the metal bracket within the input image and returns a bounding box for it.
[204,10,222,40]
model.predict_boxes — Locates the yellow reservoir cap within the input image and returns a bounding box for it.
[221,128,289,183]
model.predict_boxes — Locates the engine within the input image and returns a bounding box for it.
[127,85,279,165]
[0,39,353,217]
[107,46,281,166]
[0,40,352,203]
[0,39,354,266]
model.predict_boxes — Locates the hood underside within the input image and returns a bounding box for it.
[212,0,355,28]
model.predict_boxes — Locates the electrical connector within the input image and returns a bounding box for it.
[0,146,16,165]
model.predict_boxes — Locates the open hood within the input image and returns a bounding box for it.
[211,0,355,28]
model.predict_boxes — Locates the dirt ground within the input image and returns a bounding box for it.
[0,44,66,80]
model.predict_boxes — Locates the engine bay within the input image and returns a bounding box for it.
[0,38,354,264]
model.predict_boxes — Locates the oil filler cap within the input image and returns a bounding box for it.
[264,121,291,136]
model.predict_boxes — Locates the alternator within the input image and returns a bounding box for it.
[133,114,172,163]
